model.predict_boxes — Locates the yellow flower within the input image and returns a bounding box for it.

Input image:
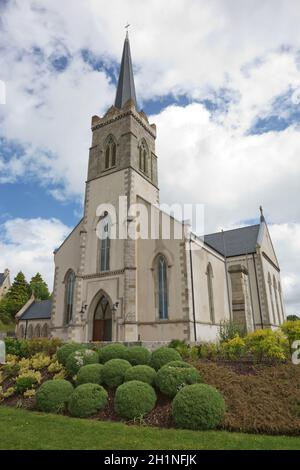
[23,389,36,399]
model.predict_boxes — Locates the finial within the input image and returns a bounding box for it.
[260,205,265,223]
[125,23,130,38]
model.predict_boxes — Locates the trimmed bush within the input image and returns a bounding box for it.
[57,343,85,366]
[114,380,156,419]
[68,383,108,418]
[244,329,288,362]
[102,359,132,388]
[156,363,201,397]
[98,344,129,363]
[66,349,99,377]
[124,365,156,386]
[281,320,300,354]
[172,383,225,430]
[76,364,104,385]
[36,379,74,413]
[126,346,151,365]
[150,347,182,370]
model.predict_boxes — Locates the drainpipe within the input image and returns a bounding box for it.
[252,253,264,329]
[189,234,197,342]
[222,230,232,320]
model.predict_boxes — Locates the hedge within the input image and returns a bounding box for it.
[76,364,104,385]
[36,379,74,413]
[156,363,201,397]
[124,365,157,386]
[150,347,182,370]
[68,383,108,418]
[114,380,156,420]
[102,359,132,388]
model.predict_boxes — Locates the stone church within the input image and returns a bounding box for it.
[17,34,285,343]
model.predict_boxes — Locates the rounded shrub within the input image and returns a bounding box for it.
[102,359,132,388]
[36,379,74,413]
[66,349,99,377]
[150,347,182,370]
[68,383,108,418]
[156,363,201,398]
[76,363,104,385]
[172,383,225,430]
[56,343,85,366]
[114,380,156,420]
[124,365,157,386]
[126,346,151,365]
[98,344,129,363]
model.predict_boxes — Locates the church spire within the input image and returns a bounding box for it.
[260,205,266,223]
[114,32,137,109]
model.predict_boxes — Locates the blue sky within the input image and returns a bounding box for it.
[0,0,300,313]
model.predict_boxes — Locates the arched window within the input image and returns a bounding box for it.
[98,214,111,272]
[19,324,25,339]
[42,323,49,338]
[104,136,117,170]
[27,324,33,339]
[206,263,215,323]
[65,270,75,324]
[157,255,168,320]
[34,324,41,338]
[139,140,148,175]
[268,272,275,324]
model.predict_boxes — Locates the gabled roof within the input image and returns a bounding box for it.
[204,224,260,257]
[20,300,52,321]
[114,34,137,109]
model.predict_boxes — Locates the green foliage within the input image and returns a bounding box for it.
[126,346,151,365]
[98,343,129,363]
[29,273,51,300]
[198,342,219,360]
[172,383,225,430]
[2,272,31,318]
[218,320,246,343]
[150,347,182,370]
[56,343,86,366]
[220,335,246,360]
[164,360,193,368]
[68,383,108,418]
[287,315,300,322]
[102,358,132,388]
[66,349,99,377]
[124,365,157,386]
[280,320,300,354]
[15,376,36,394]
[244,329,288,362]
[114,380,156,420]
[156,363,202,397]
[4,337,62,358]
[76,364,104,386]
[36,379,73,413]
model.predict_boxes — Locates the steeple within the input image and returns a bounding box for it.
[114,33,137,109]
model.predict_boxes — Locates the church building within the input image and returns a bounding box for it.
[17,34,285,343]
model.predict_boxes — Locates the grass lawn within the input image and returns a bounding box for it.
[1,406,300,450]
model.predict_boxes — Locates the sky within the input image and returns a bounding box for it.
[0,0,299,315]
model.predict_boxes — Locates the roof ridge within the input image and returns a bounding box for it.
[205,224,260,237]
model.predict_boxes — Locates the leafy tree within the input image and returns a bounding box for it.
[287,315,300,322]
[0,272,31,318]
[30,273,50,300]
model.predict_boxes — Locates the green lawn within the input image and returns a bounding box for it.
[1,406,300,450]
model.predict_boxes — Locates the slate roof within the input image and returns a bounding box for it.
[20,300,52,321]
[115,34,137,109]
[0,273,5,287]
[204,224,260,257]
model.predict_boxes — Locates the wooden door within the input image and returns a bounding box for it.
[93,319,104,341]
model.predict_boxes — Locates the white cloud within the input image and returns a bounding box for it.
[0,218,70,290]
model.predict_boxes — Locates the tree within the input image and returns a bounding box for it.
[1,272,31,318]
[287,315,300,322]
[30,273,50,300]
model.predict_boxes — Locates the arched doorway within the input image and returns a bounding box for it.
[93,295,112,341]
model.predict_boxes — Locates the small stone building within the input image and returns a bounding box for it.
[16,299,51,339]
[0,269,10,299]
